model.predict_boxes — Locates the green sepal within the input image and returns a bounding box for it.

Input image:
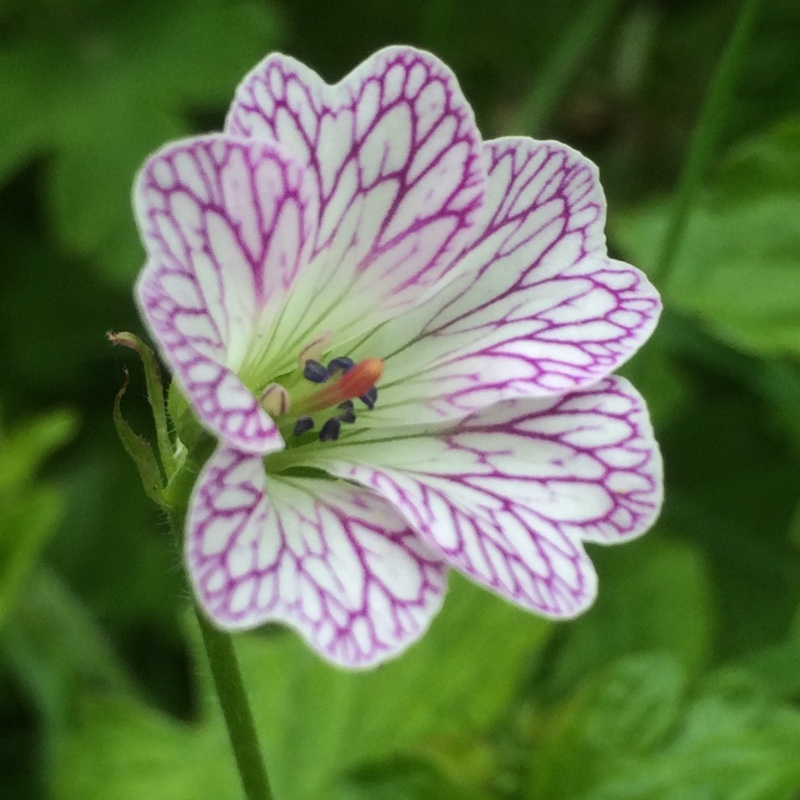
[108,331,177,478]
[111,368,166,507]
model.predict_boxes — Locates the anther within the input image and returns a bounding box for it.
[359,386,378,410]
[337,401,356,424]
[260,383,290,416]
[303,359,329,383]
[297,331,333,368]
[328,356,355,374]
[292,415,315,437]
[319,417,341,442]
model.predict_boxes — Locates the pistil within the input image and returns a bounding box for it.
[292,358,384,416]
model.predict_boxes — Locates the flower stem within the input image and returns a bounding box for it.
[195,611,274,800]
[653,0,764,286]
[165,449,275,800]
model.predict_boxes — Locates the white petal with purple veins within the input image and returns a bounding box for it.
[187,446,448,668]
[134,135,318,453]
[356,139,661,425]
[307,377,662,617]
[226,46,486,349]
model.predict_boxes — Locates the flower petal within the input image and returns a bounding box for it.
[225,46,486,346]
[311,377,662,617]
[358,139,661,425]
[186,446,447,668]
[135,134,318,453]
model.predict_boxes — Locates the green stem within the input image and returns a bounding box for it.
[165,449,275,800]
[653,0,764,285]
[509,0,628,135]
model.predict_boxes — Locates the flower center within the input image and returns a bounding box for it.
[259,351,383,444]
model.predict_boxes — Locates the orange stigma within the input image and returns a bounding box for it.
[303,358,383,413]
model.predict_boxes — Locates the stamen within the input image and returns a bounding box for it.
[359,386,378,410]
[260,383,290,416]
[299,358,384,414]
[303,359,329,383]
[319,417,341,442]
[297,331,333,368]
[293,416,314,437]
[328,356,355,375]
[338,404,356,424]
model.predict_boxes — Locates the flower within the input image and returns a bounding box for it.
[134,46,663,668]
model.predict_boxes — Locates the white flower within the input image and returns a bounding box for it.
[134,47,662,668]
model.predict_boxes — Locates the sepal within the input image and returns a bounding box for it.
[111,368,166,507]
[108,331,177,476]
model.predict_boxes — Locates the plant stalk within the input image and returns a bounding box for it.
[166,450,275,800]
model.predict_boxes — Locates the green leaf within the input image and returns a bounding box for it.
[53,693,238,800]
[658,377,800,659]
[542,535,713,700]
[2,569,138,729]
[51,574,550,800]
[0,410,78,625]
[527,655,800,800]
[528,654,687,799]
[613,117,800,357]
[0,0,282,285]
[0,409,78,491]
[241,574,550,800]
[0,488,64,626]
[333,755,492,800]
[734,600,800,698]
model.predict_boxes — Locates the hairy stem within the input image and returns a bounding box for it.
[165,449,275,800]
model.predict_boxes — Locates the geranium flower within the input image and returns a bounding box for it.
[134,46,662,668]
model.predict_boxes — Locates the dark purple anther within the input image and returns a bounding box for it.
[293,416,315,436]
[303,359,329,383]
[337,401,356,424]
[319,417,341,442]
[359,386,378,410]
[327,356,355,374]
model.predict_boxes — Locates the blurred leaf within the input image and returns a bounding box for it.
[659,373,800,659]
[541,535,713,701]
[52,693,237,800]
[529,653,687,798]
[617,324,692,429]
[734,599,800,698]
[614,117,800,357]
[528,654,800,800]
[245,575,549,800]
[0,410,77,491]
[333,754,492,800]
[0,410,78,625]
[0,221,139,406]
[736,634,800,701]
[2,568,138,731]
[0,0,282,284]
[52,574,550,800]
[47,424,179,626]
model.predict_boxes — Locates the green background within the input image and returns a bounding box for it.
[2,0,800,797]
